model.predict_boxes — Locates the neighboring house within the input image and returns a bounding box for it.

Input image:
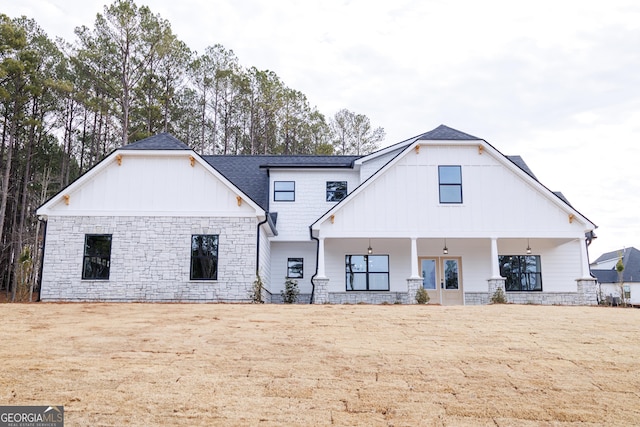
[591,247,640,305]
[36,125,598,305]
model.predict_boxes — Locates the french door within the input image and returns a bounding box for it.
[419,257,463,305]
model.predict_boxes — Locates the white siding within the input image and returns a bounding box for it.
[269,242,317,296]
[43,153,256,217]
[270,169,359,241]
[318,145,588,239]
[359,148,404,182]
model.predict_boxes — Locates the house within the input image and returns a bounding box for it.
[36,125,598,305]
[591,247,640,305]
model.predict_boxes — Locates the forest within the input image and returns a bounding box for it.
[0,0,385,301]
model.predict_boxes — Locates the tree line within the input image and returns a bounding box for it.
[0,0,385,301]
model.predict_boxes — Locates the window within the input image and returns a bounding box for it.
[345,255,389,291]
[274,181,295,201]
[191,235,219,280]
[439,165,462,203]
[287,258,303,278]
[499,255,542,291]
[326,181,347,202]
[82,234,112,280]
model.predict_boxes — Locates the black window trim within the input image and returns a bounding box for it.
[190,234,219,281]
[438,165,463,204]
[274,180,295,202]
[82,234,112,280]
[499,254,543,292]
[326,180,348,202]
[287,257,304,279]
[345,254,390,291]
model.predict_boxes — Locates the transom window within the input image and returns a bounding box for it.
[82,234,112,280]
[345,255,389,291]
[191,235,219,280]
[326,181,347,202]
[287,258,304,278]
[274,181,295,201]
[499,255,542,291]
[439,165,462,203]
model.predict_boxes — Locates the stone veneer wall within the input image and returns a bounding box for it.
[466,278,598,306]
[328,292,408,304]
[41,216,257,302]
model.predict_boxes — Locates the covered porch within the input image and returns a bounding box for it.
[311,236,595,305]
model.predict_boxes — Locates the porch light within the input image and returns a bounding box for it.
[443,239,448,255]
[526,239,532,255]
[367,239,373,255]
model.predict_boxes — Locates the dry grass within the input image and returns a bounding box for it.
[0,303,638,426]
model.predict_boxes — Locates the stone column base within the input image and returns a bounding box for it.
[487,277,507,303]
[577,278,597,306]
[312,277,330,304]
[406,278,423,304]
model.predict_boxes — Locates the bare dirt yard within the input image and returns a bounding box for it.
[0,303,638,426]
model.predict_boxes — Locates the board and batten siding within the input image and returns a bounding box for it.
[44,153,258,217]
[319,145,588,239]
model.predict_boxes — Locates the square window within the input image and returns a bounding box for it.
[274,181,295,201]
[345,255,390,291]
[439,165,462,203]
[191,235,218,280]
[499,255,542,291]
[326,181,347,202]
[82,234,112,280]
[287,258,303,278]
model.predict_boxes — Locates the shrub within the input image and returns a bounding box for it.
[415,287,430,304]
[281,278,299,304]
[250,274,264,303]
[490,287,507,304]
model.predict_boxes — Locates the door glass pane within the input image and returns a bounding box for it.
[421,259,436,289]
[444,259,459,289]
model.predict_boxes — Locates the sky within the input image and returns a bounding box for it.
[5,0,640,258]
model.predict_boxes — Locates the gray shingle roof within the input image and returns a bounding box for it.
[203,155,360,210]
[591,247,640,283]
[506,155,538,180]
[417,124,481,140]
[121,133,191,150]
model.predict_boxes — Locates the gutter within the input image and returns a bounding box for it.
[256,216,269,276]
[309,226,318,304]
[36,217,48,302]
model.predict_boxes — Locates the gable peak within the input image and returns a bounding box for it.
[417,125,481,141]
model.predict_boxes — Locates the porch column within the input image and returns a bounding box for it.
[577,237,597,305]
[317,237,326,278]
[490,237,500,278]
[410,237,420,279]
[487,237,506,304]
[578,237,592,279]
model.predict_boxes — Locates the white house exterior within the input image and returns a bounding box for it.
[37,126,598,305]
[591,247,640,306]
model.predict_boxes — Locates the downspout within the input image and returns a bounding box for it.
[36,217,47,302]
[309,226,318,304]
[256,215,269,276]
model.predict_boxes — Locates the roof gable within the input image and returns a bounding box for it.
[312,127,595,233]
[121,133,191,150]
[417,124,481,140]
